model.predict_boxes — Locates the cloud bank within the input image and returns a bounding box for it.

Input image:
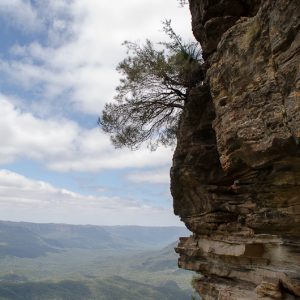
[0,169,180,226]
[0,94,173,172]
[0,0,194,225]
[0,0,193,115]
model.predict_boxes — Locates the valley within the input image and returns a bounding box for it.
[0,221,197,300]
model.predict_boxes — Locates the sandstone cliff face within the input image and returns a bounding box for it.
[171,0,300,299]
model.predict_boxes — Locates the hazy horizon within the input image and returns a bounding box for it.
[0,219,187,228]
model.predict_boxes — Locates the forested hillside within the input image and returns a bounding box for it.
[0,221,197,300]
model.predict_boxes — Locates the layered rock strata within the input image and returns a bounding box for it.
[171,0,300,299]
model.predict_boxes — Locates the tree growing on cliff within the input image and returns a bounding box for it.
[178,0,188,6]
[98,20,203,150]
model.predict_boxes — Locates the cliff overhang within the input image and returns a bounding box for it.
[171,0,300,299]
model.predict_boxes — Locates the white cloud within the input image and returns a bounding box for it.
[0,169,181,226]
[0,0,42,32]
[0,94,172,171]
[0,0,194,115]
[127,168,170,184]
[0,1,188,225]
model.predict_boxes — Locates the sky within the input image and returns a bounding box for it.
[0,0,194,226]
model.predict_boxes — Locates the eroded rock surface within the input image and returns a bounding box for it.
[171,0,300,299]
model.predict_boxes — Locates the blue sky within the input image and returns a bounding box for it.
[0,0,193,226]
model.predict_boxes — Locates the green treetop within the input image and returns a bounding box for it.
[99,20,203,150]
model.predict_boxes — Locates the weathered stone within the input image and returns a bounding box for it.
[255,279,282,299]
[172,0,300,299]
[189,0,262,58]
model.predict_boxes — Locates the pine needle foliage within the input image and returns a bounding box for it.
[178,0,188,7]
[99,20,203,150]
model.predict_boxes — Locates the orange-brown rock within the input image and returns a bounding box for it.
[171,0,300,299]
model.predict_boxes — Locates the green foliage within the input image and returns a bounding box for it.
[191,275,198,290]
[0,221,195,299]
[0,222,59,258]
[0,280,91,300]
[99,20,203,150]
[0,277,191,300]
[191,275,203,299]
[178,0,188,6]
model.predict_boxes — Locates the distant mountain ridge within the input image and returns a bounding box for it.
[0,221,198,299]
[0,276,191,300]
[0,221,189,258]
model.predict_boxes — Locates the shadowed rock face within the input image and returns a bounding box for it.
[189,0,262,58]
[171,0,300,299]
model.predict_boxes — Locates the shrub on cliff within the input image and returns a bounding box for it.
[178,0,188,6]
[98,20,203,150]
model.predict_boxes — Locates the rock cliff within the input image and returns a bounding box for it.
[171,0,300,299]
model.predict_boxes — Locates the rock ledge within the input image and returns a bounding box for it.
[171,0,300,299]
